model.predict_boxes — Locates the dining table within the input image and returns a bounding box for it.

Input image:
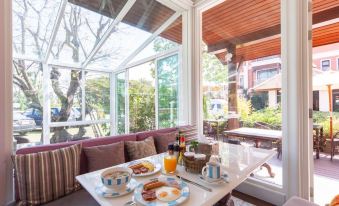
[76,142,276,206]
[224,127,282,178]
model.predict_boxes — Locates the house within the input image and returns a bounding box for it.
[240,43,339,111]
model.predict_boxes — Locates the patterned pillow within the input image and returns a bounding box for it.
[12,144,82,205]
[154,131,178,153]
[83,141,125,172]
[125,137,157,161]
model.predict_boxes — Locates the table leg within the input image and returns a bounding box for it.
[262,163,275,178]
[316,128,320,159]
[255,140,275,178]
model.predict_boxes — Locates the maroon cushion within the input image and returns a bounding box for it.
[83,142,125,172]
[136,127,178,141]
[153,131,178,153]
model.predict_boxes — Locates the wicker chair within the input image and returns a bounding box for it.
[331,132,339,160]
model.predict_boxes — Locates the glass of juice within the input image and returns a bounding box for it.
[164,155,177,174]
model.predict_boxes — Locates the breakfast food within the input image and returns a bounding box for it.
[330,194,339,206]
[104,171,129,180]
[129,160,155,175]
[141,179,182,202]
[142,190,157,201]
[143,180,166,191]
[156,186,181,202]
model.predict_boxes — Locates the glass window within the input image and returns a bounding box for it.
[116,72,126,134]
[12,0,62,59]
[50,68,82,123]
[50,123,110,143]
[87,0,175,70]
[321,60,330,71]
[130,16,182,64]
[157,54,179,128]
[129,61,156,133]
[202,0,282,187]
[85,72,110,120]
[50,1,119,64]
[13,60,43,149]
[256,68,278,85]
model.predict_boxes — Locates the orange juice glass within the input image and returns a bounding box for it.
[164,155,177,173]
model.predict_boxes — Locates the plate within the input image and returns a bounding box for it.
[199,173,229,185]
[134,177,190,206]
[95,178,138,198]
[129,160,161,177]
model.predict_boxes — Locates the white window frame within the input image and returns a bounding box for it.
[320,59,331,71]
[193,0,312,205]
[118,47,182,133]
[255,67,279,83]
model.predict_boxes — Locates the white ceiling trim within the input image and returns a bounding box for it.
[82,0,137,68]
[116,12,182,71]
[43,0,67,64]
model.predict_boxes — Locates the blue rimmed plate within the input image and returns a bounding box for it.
[134,177,190,206]
[128,160,162,177]
[96,178,138,198]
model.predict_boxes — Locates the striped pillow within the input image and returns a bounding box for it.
[13,144,82,205]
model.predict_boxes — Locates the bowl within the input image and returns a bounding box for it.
[100,167,133,190]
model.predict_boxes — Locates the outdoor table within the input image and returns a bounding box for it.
[313,124,324,159]
[77,142,275,206]
[224,127,281,178]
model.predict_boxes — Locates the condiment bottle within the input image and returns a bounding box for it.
[168,144,174,155]
[174,144,180,159]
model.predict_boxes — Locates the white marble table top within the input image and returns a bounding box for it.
[76,142,275,206]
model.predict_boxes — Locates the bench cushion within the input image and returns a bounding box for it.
[83,141,125,172]
[43,189,99,206]
[13,144,82,205]
[125,137,157,161]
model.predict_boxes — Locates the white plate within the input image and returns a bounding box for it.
[129,161,161,177]
[134,177,190,206]
[95,178,138,198]
[199,173,229,185]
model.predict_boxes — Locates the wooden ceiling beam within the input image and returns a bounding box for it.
[207,5,339,54]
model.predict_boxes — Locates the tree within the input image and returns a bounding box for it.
[13,0,113,143]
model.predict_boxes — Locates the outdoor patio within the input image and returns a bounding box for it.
[253,152,339,206]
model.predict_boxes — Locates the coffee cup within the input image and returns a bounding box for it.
[201,162,221,180]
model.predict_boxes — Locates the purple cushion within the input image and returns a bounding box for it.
[125,137,157,161]
[153,131,178,153]
[136,128,178,141]
[83,142,125,172]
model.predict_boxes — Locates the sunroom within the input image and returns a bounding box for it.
[1,0,339,206]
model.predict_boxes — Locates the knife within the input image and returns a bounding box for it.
[176,175,212,192]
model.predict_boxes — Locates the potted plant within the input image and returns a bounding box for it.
[189,140,199,153]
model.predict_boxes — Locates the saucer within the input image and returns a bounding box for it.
[95,178,138,197]
[199,173,229,185]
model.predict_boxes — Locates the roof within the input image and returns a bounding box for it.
[69,0,182,44]
[203,0,339,63]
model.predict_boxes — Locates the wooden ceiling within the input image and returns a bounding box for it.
[69,0,181,43]
[70,0,339,62]
[203,0,339,63]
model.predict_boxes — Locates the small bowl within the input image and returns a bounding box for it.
[100,167,133,190]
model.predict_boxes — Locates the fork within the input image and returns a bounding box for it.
[124,200,136,206]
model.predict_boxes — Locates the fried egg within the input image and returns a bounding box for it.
[156,186,181,202]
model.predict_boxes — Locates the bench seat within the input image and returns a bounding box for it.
[43,189,99,206]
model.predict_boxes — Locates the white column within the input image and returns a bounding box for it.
[281,0,312,200]
[0,0,14,204]
[268,90,278,108]
[42,64,51,144]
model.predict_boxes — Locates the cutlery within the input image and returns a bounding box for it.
[124,200,136,206]
[176,175,212,192]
